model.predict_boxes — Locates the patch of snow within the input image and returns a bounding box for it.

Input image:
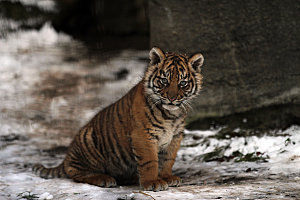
[226,126,300,167]
[39,192,53,200]
[0,23,71,51]
[8,0,56,11]
[185,129,218,137]
[180,126,300,176]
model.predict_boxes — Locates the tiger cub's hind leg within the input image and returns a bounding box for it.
[63,126,116,187]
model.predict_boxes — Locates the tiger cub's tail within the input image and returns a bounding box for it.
[32,163,67,179]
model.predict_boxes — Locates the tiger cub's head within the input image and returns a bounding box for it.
[144,47,204,111]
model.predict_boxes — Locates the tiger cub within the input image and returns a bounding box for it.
[33,47,204,191]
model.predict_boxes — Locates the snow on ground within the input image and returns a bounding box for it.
[0,24,300,200]
[181,127,300,175]
[6,0,56,11]
[0,0,57,35]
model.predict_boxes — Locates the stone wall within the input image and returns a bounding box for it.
[149,0,300,124]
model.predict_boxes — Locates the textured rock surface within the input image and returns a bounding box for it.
[149,0,300,121]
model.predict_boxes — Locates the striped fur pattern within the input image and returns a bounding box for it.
[33,47,204,191]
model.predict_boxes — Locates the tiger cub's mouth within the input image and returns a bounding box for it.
[162,104,180,111]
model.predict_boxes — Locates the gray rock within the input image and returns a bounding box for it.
[149,0,300,126]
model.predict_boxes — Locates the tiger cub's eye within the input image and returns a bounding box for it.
[161,78,168,85]
[179,80,188,87]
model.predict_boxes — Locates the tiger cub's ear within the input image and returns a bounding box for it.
[149,47,165,65]
[189,53,204,73]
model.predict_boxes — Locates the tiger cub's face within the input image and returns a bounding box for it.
[144,47,204,111]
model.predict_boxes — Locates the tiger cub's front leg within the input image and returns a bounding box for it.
[131,129,168,191]
[159,132,183,187]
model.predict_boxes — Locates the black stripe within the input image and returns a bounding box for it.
[147,68,159,88]
[91,130,106,162]
[35,166,42,174]
[189,78,195,94]
[163,158,176,162]
[117,101,136,160]
[148,133,159,141]
[145,112,164,130]
[145,128,159,141]
[110,103,132,168]
[85,129,101,161]
[70,161,86,171]
[71,142,86,161]
[166,68,172,78]
[178,66,185,75]
[138,160,158,168]
[190,73,197,94]
[57,166,61,178]
[61,164,67,177]
[82,129,92,156]
[157,105,172,120]
[149,68,158,80]
[94,114,106,159]
[83,128,101,168]
[121,94,127,115]
[109,103,132,168]
[153,85,161,89]
[183,74,188,79]
[73,139,91,168]
[91,129,101,155]
[116,101,124,125]
[159,69,165,76]
[98,109,109,159]
[44,168,51,178]
[69,150,84,164]
[144,96,163,124]
[174,120,183,134]
[80,129,97,167]
[166,62,173,70]
[69,151,78,161]
[104,106,119,165]
[129,86,136,103]
[157,105,177,120]
[32,165,40,173]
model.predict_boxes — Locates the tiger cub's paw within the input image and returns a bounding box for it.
[73,174,117,188]
[141,179,168,191]
[161,175,182,187]
[99,175,117,188]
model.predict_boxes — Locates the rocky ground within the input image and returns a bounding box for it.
[0,24,300,200]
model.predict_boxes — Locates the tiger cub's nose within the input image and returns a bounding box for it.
[168,95,177,102]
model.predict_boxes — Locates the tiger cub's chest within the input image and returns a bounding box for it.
[156,120,183,150]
